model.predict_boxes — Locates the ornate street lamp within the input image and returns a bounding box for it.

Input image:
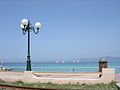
[20,19,41,71]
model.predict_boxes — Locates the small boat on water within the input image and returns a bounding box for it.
[62,60,65,63]
[0,61,5,70]
[72,60,80,63]
[56,60,65,64]
[0,61,13,71]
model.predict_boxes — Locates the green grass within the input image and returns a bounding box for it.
[0,79,118,90]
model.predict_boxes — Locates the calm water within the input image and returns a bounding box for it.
[2,61,120,73]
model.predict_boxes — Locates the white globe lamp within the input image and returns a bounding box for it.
[21,19,28,26]
[35,22,41,29]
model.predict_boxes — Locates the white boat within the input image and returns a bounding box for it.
[0,61,13,71]
[56,60,65,64]
[72,60,76,63]
[0,61,5,70]
[76,60,80,63]
[72,60,80,63]
[62,61,65,63]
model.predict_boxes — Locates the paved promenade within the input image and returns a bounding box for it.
[0,71,24,77]
[0,71,119,80]
[0,71,100,79]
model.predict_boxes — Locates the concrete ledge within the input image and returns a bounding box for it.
[0,68,115,84]
[116,83,120,90]
[99,68,115,83]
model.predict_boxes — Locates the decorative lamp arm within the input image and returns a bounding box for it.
[22,29,27,35]
[32,27,39,34]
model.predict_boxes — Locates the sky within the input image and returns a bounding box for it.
[0,0,120,62]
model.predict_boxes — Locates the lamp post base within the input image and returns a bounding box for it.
[26,59,32,71]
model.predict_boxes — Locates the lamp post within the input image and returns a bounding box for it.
[20,19,41,71]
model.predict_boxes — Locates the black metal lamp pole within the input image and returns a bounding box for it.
[20,19,41,71]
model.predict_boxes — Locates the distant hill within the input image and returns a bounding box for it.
[100,56,120,61]
[68,56,120,62]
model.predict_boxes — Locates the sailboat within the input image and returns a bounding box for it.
[0,61,5,70]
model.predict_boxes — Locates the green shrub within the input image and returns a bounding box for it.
[0,79,5,83]
[12,80,24,85]
[0,80,118,90]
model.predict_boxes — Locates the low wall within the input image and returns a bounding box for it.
[0,68,115,84]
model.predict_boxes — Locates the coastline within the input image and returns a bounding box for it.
[2,61,120,73]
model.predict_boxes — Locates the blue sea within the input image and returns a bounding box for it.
[2,61,120,73]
